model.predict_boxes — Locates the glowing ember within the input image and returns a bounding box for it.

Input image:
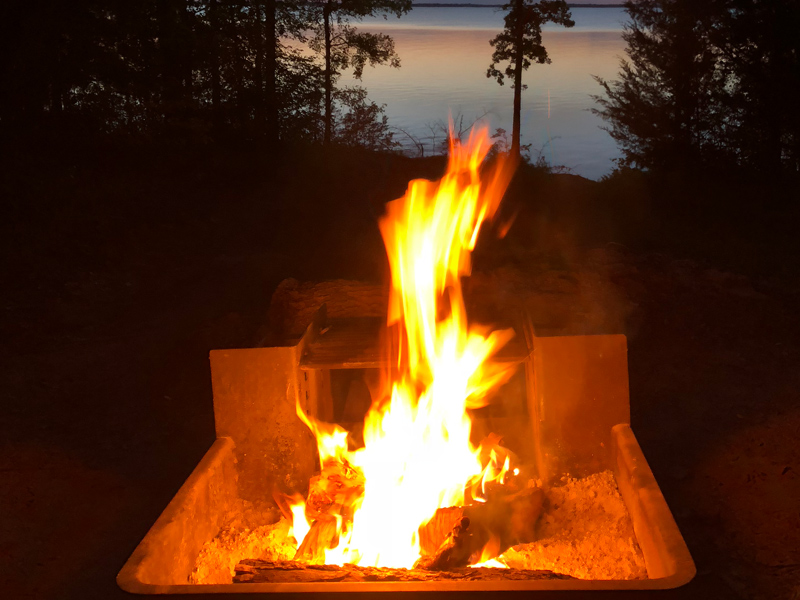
[471,558,509,569]
[292,127,516,568]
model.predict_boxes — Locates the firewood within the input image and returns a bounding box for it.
[306,460,365,520]
[294,515,339,564]
[414,516,486,571]
[233,559,575,583]
[416,485,545,570]
[466,486,544,550]
[418,506,464,556]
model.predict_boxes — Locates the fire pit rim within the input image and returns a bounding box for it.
[117,425,696,593]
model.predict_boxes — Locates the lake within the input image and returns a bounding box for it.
[346,6,629,180]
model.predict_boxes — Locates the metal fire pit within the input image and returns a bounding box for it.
[117,310,695,593]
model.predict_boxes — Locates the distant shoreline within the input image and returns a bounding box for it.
[411,3,625,7]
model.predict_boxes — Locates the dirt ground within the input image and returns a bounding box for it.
[1,147,798,599]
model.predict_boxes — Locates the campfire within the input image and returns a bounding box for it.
[117,127,695,593]
[284,128,524,572]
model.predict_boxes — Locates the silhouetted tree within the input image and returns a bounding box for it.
[0,0,105,133]
[487,0,573,159]
[720,0,800,176]
[593,0,800,177]
[333,86,396,150]
[591,0,730,173]
[305,0,410,145]
[0,0,401,150]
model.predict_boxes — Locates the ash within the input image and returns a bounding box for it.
[503,470,647,579]
[189,511,296,584]
[190,470,645,583]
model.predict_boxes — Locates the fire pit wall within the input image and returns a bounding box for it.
[117,324,696,592]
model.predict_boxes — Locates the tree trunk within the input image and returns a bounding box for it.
[323,1,333,146]
[511,0,524,160]
[265,0,278,143]
[210,0,221,134]
[158,0,188,125]
[254,0,265,136]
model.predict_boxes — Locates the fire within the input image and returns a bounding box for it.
[288,498,311,547]
[291,127,516,568]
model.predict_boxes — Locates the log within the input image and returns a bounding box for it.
[417,486,545,567]
[234,559,574,583]
[294,515,339,564]
[306,459,365,520]
[266,279,387,343]
[414,517,484,571]
[467,486,544,550]
[418,506,464,556]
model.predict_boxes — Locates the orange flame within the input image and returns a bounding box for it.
[288,496,311,547]
[470,532,507,568]
[296,127,516,568]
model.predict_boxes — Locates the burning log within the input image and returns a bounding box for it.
[233,559,575,583]
[416,485,545,570]
[418,506,464,556]
[414,517,481,571]
[306,460,365,520]
[294,515,339,564]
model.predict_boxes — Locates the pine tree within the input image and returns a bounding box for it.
[487,0,574,160]
[591,0,729,173]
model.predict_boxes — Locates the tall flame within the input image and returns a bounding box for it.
[292,127,516,568]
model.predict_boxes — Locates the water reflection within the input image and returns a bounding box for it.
[347,7,628,180]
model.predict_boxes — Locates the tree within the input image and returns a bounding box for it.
[305,0,410,145]
[591,0,730,173]
[720,0,800,176]
[333,86,396,150]
[0,0,403,151]
[487,0,574,160]
[592,0,800,177]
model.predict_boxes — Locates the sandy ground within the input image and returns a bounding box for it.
[1,153,799,599]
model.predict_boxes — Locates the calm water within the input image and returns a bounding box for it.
[347,7,629,180]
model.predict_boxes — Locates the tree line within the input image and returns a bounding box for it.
[2,0,797,182]
[0,0,411,150]
[0,0,574,159]
[593,0,800,179]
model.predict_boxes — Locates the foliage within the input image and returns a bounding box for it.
[0,0,404,152]
[303,0,411,144]
[487,0,574,88]
[275,48,327,142]
[591,0,730,172]
[593,0,800,177]
[333,86,397,151]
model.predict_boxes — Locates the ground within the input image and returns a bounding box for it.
[1,145,798,599]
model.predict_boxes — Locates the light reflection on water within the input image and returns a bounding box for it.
[344,7,628,180]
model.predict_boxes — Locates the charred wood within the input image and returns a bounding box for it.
[418,506,464,556]
[306,460,365,520]
[414,516,484,571]
[416,486,545,569]
[234,559,574,583]
[294,515,339,564]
